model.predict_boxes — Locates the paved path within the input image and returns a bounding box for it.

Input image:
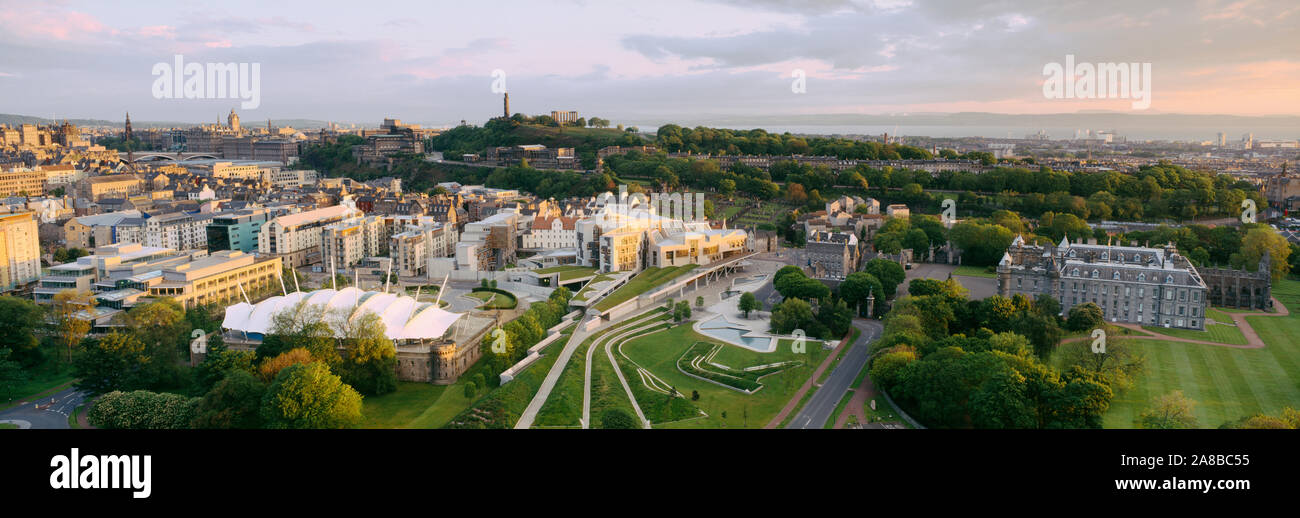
[784,319,883,429]
[1061,297,1290,350]
[0,386,86,429]
[582,312,663,428]
[516,321,597,429]
[834,364,878,429]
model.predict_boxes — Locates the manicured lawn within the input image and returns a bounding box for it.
[533,265,597,281]
[1099,279,1300,429]
[620,322,831,428]
[1140,320,1247,345]
[952,265,996,278]
[468,290,517,309]
[534,310,669,427]
[361,382,450,428]
[0,423,17,429]
[573,273,616,302]
[593,266,697,311]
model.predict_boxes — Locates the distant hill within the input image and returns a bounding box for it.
[0,113,333,130]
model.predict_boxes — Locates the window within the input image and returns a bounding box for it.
[1101,252,1108,260]
[1072,268,1080,277]
[1138,273,1146,282]
[1113,271,1121,280]
[1165,275,1174,284]
[1091,269,1099,278]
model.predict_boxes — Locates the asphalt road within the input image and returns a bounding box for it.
[785,319,883,429]
[0,386,86,429]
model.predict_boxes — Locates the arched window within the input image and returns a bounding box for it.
[1138,273,1146,282]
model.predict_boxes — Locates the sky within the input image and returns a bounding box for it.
[1,0,1298,126]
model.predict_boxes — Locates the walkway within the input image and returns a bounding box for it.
[783,319,882,429]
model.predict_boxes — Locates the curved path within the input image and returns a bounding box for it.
[582,313,665,428]
[1061,297,1290,350]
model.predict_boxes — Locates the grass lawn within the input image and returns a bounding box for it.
[533,265,598,281]
[361,382,450,428]
[1206,308,1235,322]
[1099,279,1300,429]
[863,394,912,428]
[620,322,831,428]
[534,310,669,427]
[952,265,997,278]
[593,265,697,311]
[468,290,517,309]
[573,273,616,302]
[0,423,16,429]
[1141,320,1247,345]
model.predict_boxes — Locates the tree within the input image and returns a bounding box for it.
[88,390,198,429]
[673,301,692,322]
[839,273,884,319]
[862,259,906,298]
[191,370,266,429]
[738,292,759,318]
[0,349,28,401]
[73,332,154,395]
[51,289,95,361]
[1065,303,1104,332]
[1238,227,1291,280]
[600,408,638,429]
[695,296,704,309]
[259,348,316,382]
[1135,391,1199,429]
[464,381,478,399]
[0,296,42,362]
[260,362,363,429]
[338,312,398,396]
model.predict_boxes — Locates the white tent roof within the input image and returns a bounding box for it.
[222,288,463,340]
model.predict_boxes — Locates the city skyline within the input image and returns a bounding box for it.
[1,0,1298,124]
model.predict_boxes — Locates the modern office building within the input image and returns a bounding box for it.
[0,211,41,291]
[207,208,273,253]
[258,203,362,267]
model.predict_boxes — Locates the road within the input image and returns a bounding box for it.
[0,386,86,429]
[785,319,882,429]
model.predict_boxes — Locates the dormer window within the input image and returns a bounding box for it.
[1166,275,1174,284]
[1072,268,1080,277]
[1101,252,1108,261]
[1113,271,1121,280]
[1138,273,1146,282]
[1069,250,1077,258]
[1091,270,1099,278]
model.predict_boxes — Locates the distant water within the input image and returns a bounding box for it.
[640,124,1298,142]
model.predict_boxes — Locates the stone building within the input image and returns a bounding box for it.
[1197,253,1273,310]
[807,230,859,280]
[997,236,1209,330]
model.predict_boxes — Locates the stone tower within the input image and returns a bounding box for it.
[124,112,133,142]
[503,92,510,119]
[227,108,241,133]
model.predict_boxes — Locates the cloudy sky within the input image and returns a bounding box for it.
[1,0,1297,126]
